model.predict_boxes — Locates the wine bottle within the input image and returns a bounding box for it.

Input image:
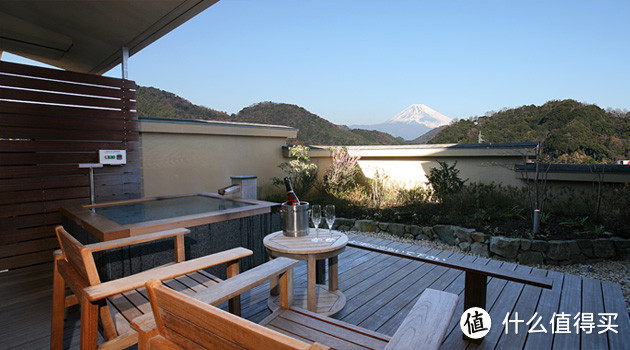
[284,177,300,205]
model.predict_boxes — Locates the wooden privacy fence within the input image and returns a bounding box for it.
[0,61,141,270]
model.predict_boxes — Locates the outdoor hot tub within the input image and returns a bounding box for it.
[61,192,281,280]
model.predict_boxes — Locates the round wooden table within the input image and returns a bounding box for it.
[263,229,347,316]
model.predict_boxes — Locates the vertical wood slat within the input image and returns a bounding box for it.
[0,61,141,270]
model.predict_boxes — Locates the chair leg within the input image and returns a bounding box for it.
[80,298,100,350]
[51,259,66,350]
[279,268,294,309]
[99,302,118,340]
[227,260,241,316]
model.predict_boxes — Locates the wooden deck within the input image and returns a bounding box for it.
[1,234,629,349]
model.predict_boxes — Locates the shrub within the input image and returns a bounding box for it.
[397,185,432,205]
[427,160,465,200]
[272,145,317,198]
[323,147,361,195]
[370,168,391,209]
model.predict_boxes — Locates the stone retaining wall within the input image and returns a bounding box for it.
[332,218,630,266]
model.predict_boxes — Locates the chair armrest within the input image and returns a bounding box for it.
[194,257,299,305]
[130,313,156,333]
[130,314,181,350]
[84,228,190,252]
[148,335,184,349]
[385,289,458,350]
[84,247,252,301]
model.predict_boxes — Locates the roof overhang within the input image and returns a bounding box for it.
[0,0,219,75]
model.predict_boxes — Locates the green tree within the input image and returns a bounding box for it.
[272,145,318,198]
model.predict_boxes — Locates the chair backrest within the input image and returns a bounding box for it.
[145,279,323,350]
[55,225,101,286]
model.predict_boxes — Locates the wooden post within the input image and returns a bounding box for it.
[316,259,326,284]
[121,46,129,79]
[463,271,487,343]
[328,256,338,291]
[307,255,317,312]
[174,234,185,263]
[226,260,241,316]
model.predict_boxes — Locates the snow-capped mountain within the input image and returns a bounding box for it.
[351,104,452,140]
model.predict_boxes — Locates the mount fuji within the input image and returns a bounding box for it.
[351,104,452,140]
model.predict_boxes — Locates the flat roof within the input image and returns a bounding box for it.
[516,163,630,174]
[139,116,298,139]
[140,116,297,131]
[308,141,540,150]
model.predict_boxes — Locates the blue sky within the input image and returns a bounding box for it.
[5,0,629,125]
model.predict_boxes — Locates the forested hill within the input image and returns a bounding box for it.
[136,86,230,120]
[232,102,406,145]
[136,86,405,146]
[429,100,630,163]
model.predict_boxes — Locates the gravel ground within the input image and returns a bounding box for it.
[353,231,630,310]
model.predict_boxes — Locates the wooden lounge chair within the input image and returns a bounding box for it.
[51,225,253,350]
[133,257,459,350]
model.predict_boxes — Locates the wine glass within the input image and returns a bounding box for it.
[310,205,321,242]
[325,204,335,242]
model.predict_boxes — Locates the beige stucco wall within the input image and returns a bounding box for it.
[140,118,296,198]
[306,145,536,189]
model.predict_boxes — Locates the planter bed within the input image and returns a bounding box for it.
[330,218,630,266]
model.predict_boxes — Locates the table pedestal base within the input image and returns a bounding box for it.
[268,284,346,317]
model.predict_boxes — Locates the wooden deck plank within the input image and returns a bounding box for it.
[439,255,494,342]
[377,255,484,335]
[266,314,377,350]
[0,277,52,309]
[581,277,609,349]
[269,308,390,349]
[522,269,564,350]
[348,247,456,328]
[440,258,510,349]
[338,248,412,292]
[375,253,477,336]
[107,292,142,323]
[437,256,494,345]
[120,288,151,314]
[1,234,628,349]
[0,292,52,328]
[468,264,533,350]
[552,273,582,349]
[337,243,441,321]
[361,252,463,333]
[601,280,630,349]
[494,268,547,349]
[173,274,208,293]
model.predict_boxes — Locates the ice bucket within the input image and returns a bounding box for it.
[282,201,309,237]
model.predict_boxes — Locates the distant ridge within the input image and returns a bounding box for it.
[136,86,230,120]
[232,102,406,146]
[136,86,405,146]
[409,125,448,144]
[429,99,630,163]
[351,104,452,140]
